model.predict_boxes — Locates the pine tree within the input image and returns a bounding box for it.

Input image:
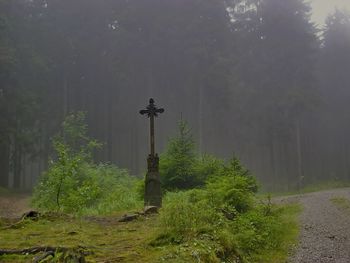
[160,120,199,191]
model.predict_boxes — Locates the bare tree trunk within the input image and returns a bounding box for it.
[198,85,203,153]
[296,119,303,191]
[269,138,276,191]
[0,141,10,188]
[63,73,68,118]
[13,137,22,189]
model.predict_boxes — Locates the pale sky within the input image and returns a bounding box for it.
[309,0,350,28]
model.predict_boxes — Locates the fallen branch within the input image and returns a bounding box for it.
[32,251,55,263]
[118,214,139,222]
[1,211,40,230]
[0,246,61,255]
[0,246,91,263]
[1,218,26,230]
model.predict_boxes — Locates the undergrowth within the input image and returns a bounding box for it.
[31,112,142,215]
[153,182,300,262]
[23,115,301,262]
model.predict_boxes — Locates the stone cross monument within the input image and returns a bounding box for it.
[139,98,164,207]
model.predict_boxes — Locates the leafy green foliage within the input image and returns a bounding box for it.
[29,114,299,262]
[84,164,142,215]
[194,154,224,181]
[60,112,101,158]
[156,190,223,242]
[160,119,258,198]
[206,156,258,213]
[158,193,298,262]
[156,156,296,262]
[32,112,142,214]
[232,207,284,256]
[207,175,255,214]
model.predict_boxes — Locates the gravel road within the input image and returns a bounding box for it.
[280,188,350,263]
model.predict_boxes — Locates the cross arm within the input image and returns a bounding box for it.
[139,98,164,117]
[139,109,149,115]
[156,108,164,114]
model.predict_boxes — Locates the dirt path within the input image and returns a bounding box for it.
[280,188,350,263]
[0,194,31,218]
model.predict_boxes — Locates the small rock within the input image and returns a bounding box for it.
[22,210,40,220]
[118,214,139,222]
[304,224,313,230]
[144,206,158,214]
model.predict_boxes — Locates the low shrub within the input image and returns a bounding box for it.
[33,159,142,215]
[156,160,296,262]
[158,190,223,241]
[32,112,142,215]
[79,164,142,215]
[206,175,256,214]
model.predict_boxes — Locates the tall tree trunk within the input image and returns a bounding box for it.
[296,119,303,191]
[63,72,68,118]
[269,138,276,191]
[0,141,10,188]
[198,85,203,153]
[13,138,22,189]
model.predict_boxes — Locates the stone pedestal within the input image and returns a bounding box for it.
[144,154,162,207]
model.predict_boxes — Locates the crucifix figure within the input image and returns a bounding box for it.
[139,98,164,207]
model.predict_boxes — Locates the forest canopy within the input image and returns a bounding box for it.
[1,0,350,191]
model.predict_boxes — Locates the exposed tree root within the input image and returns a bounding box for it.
[32,251,55,263]
[0,246,58,255]
[1,218,26,230]
[0,246,91,262]
[1,210,40,230]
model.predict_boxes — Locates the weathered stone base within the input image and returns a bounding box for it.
[144,171,162,207]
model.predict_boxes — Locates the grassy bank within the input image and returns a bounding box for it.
[266,180,350,197]
[0,202,301,262]
[251,204,301,262]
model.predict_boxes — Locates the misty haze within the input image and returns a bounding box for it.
[1,0,350,262]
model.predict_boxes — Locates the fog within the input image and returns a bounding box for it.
[310,0,350,26]
[1,0,350,191]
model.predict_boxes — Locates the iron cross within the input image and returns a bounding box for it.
[139,98,164,156]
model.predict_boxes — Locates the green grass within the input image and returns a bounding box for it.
[153,203,302,263]
[301,180,350,193]
[330,197,350,213]
[251,204,301,263]
[0,203,302,263]
[0,214,164,263]
[265,180,350,197]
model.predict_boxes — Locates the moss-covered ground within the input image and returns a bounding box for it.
[0,203,300,262]
[0,213,165,262]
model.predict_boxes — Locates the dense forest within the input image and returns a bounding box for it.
[1,0,350,191]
